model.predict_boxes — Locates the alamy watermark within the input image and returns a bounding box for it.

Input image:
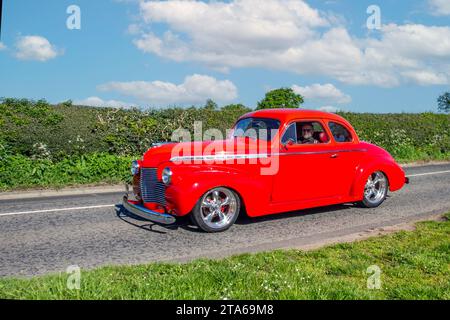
[169,121,280,176]
[367,265,382,290]
[66,265,81,290]
[66,5,81,30]
[367,5,381,30]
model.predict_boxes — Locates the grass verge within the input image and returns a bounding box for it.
[0,214,449,300]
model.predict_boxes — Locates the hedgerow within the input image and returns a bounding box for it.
[0,98,252,159]
[0,152,132,191]
[0,98,448,190]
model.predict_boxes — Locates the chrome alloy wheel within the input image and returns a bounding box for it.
[200,187,238,229]
[364,171,388,205]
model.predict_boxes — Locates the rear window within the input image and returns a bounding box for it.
[328,122,352,142]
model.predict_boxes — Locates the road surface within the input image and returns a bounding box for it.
[0,163,449,277]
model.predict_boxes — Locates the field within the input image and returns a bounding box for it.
[0,214,448,300]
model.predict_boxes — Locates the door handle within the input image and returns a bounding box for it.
[330,154,339,159]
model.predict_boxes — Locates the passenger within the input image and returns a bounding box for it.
[335,132,347,142]
[334,128,347,142]
[300,123,319,144]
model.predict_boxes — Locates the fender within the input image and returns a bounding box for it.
[164,164,272,216]
[350,154,406,199]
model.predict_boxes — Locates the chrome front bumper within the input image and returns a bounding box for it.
[122,195,176,225]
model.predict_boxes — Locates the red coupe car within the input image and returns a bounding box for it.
[123,109,408,232]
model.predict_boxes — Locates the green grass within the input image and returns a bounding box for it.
[1,214,449,300]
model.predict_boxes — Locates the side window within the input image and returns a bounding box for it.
[329,122,352,143]
[282,121,329,145]
[297,121,329,144]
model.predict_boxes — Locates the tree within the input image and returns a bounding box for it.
[204,99,218,110]
[257,88,304,110]
[221,103,250,112]
[60,100,73,108]
[437,92,450,113]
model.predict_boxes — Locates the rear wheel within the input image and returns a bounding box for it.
[360,171,388,208]
[191,187,240,233]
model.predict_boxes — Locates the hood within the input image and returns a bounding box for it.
[141,138,272,167]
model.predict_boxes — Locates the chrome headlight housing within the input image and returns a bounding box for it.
[131,160,140,176]
[162,167,173,185]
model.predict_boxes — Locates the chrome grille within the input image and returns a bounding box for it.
[140,168,166,206]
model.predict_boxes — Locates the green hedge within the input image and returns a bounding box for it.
[0,98,251,159]
[341,112,450,161]
[0,153,133,191]
[0,98,449,190]
[1,98,449,162]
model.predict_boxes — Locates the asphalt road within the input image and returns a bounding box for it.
[0,164,449,277]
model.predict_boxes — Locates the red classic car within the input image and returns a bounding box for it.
[123,109,408,232]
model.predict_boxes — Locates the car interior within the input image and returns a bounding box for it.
[328,122,352,142]
[296,122,329,144]
[283,120,357,145]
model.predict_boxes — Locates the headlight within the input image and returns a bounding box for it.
[162,167,173,185]
[131,160,140,176]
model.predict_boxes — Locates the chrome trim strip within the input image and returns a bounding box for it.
[122,195,176,225]
[171,154,269,162]
[278,149,368,156]
[170,149,367,162]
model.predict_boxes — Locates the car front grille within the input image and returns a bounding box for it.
[140,168,166,206]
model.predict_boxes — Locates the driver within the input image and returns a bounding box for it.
[300,123,319,144]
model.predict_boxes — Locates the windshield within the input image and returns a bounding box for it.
[232,117,280,141]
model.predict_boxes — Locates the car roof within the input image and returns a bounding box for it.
[239,108,350,125]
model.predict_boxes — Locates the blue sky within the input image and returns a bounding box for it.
[0,0,449,112]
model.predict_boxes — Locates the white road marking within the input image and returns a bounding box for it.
[0,204,115,217]
[407,170,450,178]
[0,169,448,218]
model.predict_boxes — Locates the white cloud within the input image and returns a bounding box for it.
[140,0,328,43]
[98,74,238,106]
[360,24,450,86]
[127,24,141,35]
[0,42,6,51]
[292,83,351,104]
[132,0,450,87]
[135,0,329,68]
[15,36,61,61]
[318,106,340,113]
[74,97,137,109]
[400,70,448,85]
[429,0,450,16]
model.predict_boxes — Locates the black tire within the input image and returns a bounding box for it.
[360,171,389,208]
[190,187,240,233]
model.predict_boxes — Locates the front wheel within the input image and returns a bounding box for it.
[360,171,388,208]
[191,187,240,233]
